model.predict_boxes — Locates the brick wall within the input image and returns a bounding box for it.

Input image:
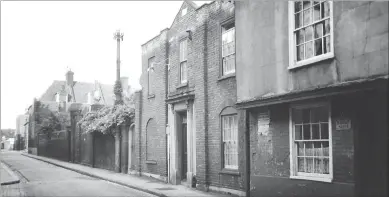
[136,1,243,192]
[248,96,357,196]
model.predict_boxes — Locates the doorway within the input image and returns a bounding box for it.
[128,124,135,172]
[181,114,187,181]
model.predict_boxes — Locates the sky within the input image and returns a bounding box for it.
[1,1,209,129]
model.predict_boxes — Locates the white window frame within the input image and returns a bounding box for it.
[288,1,334,69]
[222,114,238,170]
[289,102,333,182]
[179,39,188,84]
[221,24,236,76]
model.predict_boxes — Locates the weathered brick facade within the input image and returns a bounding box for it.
[235,1,388,197]
[134,1,244,195]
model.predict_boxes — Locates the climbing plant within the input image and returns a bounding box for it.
[77,103,134,135]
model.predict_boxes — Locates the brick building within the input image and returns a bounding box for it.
[134,1,245,196]
[235,1,388,197]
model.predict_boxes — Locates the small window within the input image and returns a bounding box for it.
[179,40,188,84]
[222,22,235,75]
[290,103,332,182]
[222,113,238,169]
[182,8,187,16]
[289,1,334,69]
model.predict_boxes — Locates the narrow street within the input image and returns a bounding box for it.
[0,151,155,197]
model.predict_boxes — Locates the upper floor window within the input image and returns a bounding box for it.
[179,39,188,84]
[289,1,334,69]
[148,57,155,95]
[290,103,332,182]
[222,22,235,75]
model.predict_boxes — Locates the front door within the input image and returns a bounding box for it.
[181,114,187,181]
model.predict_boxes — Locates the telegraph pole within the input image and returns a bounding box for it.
[114,30,124,81]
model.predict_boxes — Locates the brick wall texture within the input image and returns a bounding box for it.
[135,1,244,192]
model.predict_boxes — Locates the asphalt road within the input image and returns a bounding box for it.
[0,151,156,197]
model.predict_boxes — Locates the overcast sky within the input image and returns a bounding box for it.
[1,1,208,129]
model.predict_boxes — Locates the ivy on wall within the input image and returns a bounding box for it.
[77,104,134,135]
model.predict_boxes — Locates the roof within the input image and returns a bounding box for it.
[40,80,115,106]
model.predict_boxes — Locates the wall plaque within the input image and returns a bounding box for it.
[335,118,351,130]
[258,111,270,136]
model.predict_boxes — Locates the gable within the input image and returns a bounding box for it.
[169,1,198,29]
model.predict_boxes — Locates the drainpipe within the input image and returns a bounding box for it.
[164,34,170,183]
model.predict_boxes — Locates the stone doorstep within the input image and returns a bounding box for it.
[0,162,20,185]
[21,153,229,197]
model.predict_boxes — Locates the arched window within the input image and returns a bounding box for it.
[146,118,157,161]
[220,106,238,170]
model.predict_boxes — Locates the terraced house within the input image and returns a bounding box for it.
[134,0,388,197]
[134,0,245,196]
[235,1,388,197]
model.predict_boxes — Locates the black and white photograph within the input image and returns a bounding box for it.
[1,0,388,197]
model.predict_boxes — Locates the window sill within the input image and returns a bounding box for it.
[176,82,188,89]
[219,169,240,176]
[288,53,334,70]
[290,175,332,183]
[148,94,155,99]
[218,73,236,82]
[145,160,157,165]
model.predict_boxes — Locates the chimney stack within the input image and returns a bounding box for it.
[66,70,74,86]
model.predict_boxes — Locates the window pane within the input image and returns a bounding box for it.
[303,8,312,26]
[297,45,305,61]
[312,124,320,139]
[323,142,329,156]
[306,142,313,156]
[295,12,302,29]
[303,1,311,9]
[298,157,305,172]
[295,125,303,140]
[314,23,323,38]
[303,125,311,140]
[305,41,314,59]
[320,123,329,139]
[314,158,322,173]
[296,29,305,44]
[323,1,330,18]
[306,158,314,173]
[295,1,302,12]
[302,109,310,123]
[313,3,321,21]
[305,26,313,41]
[314,38,323,56]
[323,158,330,174]
[324,35,331,53]
[313,1,320,5]
[297,142,304,156]
[324,19,330,35]
[313,141,322,156]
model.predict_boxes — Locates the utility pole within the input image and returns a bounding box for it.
[114,30,124,81]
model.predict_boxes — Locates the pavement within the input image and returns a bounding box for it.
[1,151,156,197]
[1,161,20,185]
[20,152,232,197]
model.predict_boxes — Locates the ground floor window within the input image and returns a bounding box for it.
[222,114,238,170]
[290,103,332,181]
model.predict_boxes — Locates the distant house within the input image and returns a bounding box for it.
[40,70,116,107]
[27,70,131,155]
